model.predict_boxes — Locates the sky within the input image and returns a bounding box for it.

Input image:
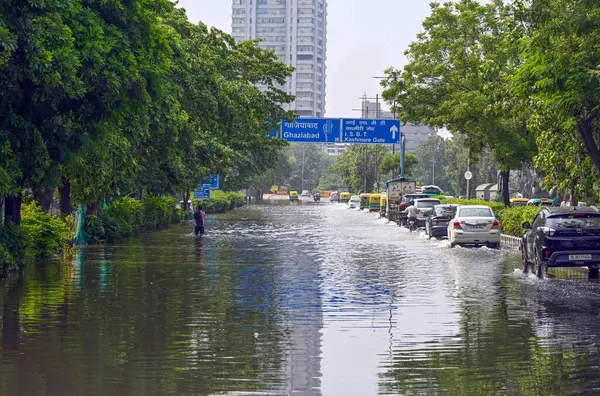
[175,0,434,119]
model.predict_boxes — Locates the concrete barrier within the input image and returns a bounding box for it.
[501,234,521,251]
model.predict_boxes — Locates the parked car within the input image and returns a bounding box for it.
[522,206,600,278]
[301,190,310,197]
[447,205,500,248]
[397,193,430,226]
[348,195,360,209]
[413,198,441,228]
[425,204,460,239]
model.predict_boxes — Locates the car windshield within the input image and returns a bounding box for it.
[416,200,440,208]
[547,213,600,228]
[459,207,493,217]
[435,206,457,217]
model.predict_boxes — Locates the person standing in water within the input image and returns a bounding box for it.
[193,205,206,236]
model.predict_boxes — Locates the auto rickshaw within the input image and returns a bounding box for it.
[289,191,299,202]
[340,192,351,204]
[510,198,529,207]
[359,193,371,210]
[369,194,381,212]
[380,194,387,216]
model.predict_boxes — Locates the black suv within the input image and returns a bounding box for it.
[522,206,600,278]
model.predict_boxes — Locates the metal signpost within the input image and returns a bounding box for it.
[279,118,400,145]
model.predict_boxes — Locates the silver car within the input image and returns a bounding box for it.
[348,195,360,209]
[447,205,501,248]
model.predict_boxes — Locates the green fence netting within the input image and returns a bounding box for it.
[74,204,87,246]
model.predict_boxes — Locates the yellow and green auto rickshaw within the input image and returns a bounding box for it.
[289,191,299,202]
[360,193,371,210]
[340,192,351,204]
[369,194,381,212]
[380,194,387,216]
[510,198,529,207]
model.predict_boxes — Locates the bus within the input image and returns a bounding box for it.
[421,185,442,197]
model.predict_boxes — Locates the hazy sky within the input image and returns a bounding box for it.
[175,0,433,118]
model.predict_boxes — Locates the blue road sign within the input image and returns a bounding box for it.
[281,118,341,143]
[194,188,211,199]
[199,175,219,190]
[341,118,400,144]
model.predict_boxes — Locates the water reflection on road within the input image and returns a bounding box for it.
[1,202,600,395]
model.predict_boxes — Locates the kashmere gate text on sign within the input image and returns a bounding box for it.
[342,119,399,144]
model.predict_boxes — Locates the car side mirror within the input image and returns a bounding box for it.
[522,222,532,229]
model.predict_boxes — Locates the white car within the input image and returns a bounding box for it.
[301,190,310,197]
[348,195,360,209]
[447,205,501,248]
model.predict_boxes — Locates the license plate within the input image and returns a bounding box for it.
[569,254,592,261]
[470,225,485,230]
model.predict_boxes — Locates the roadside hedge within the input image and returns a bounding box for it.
[0,202,74,272]
[87,196,179,243]
[439,197,540,237]
[192,190,245,214]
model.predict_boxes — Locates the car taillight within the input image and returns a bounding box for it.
[540,226,556,236]
[542,248,552,259]
[453,221,462,229]
[432,218,440,223]
[492,220,499,229]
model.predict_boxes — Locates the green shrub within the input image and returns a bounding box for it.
[20,202,73,262]
[497,206,540,237]
[0,222,24,270]
[439,197,506,214]
[440,197,541,237]
[87,196,180,243]
[193,191,245,214]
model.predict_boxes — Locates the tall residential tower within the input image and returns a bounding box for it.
[232,0,327,118]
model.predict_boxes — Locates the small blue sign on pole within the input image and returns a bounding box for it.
[341,118,400,144]
[194,188,211,199]
[281,118,341,143]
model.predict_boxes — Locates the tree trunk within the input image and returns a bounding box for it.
[35,187,54,212]
[501,169,510,207]
[59,178,72,216]
[4,194,22,226]
[579,117,600,174]
[570,184,577,207]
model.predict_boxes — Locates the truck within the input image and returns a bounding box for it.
[385,177,417,224]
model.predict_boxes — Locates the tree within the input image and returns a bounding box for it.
[379,151,418,180]
[382,0,536,206]
[322,145,389,193]
[412,135,450,191]
[511,0,600,202]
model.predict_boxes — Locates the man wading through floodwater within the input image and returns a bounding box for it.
[194,206,206,236]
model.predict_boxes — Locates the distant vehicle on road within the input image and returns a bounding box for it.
[330,191,339,202]
[397,193,429,226]
[348,195,360,209]
[448,205,500,248]
[413,198,441,228]
[301,190,310,197]
[340,192,351,203]
[385,178,417,224]
[289,191,299,202]
[359,193,371,210]
[425,204,460,239]
[522,206,600,278]
[421,185,442,197]
[380,194,387,217]
[510,198,529,207]
[369,194,381,212]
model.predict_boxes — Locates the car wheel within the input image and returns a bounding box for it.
[589,267,600,279]
[522,244,531,274]
[488,242,500,249]
[535,252,547,279]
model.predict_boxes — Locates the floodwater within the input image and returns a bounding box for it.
[2,202,600,395]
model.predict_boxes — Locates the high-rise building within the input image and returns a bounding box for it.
[231,0,327,118]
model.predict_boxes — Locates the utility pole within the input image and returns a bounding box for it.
[466,155,471,199]
[301,147,305,192]
[431,157,436,185]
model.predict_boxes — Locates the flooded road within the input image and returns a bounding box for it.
[2,202,600,395]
